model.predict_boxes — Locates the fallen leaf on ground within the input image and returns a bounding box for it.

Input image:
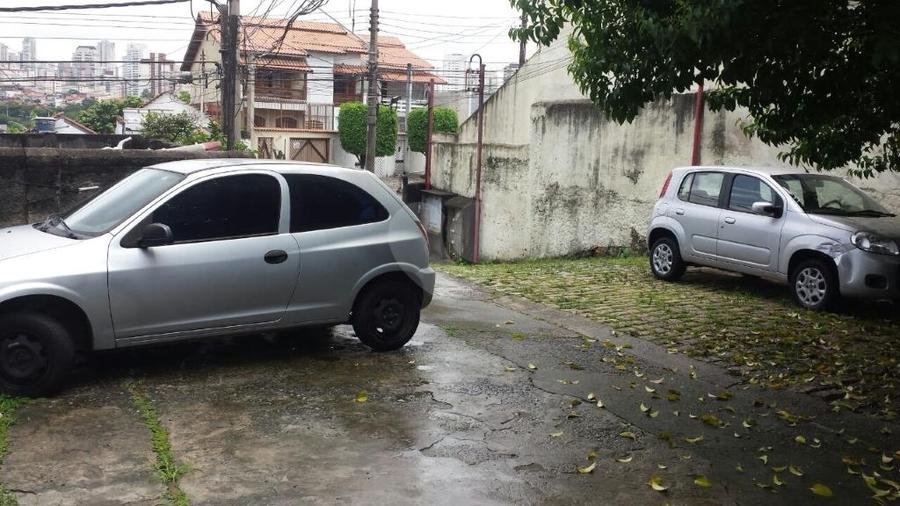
[685,435,704,444]
[773,474,785,487]
[694,475,712,488]
[550,431,564,438]
[527,363,537,370]
[616,454,633,463]
[795,435,807,445]
[504,366,517,372]
[620,431,637,440]
[810,483,833,497]
[596,399,605,408]
[578,462,596,474]
[789,465,804,476]
[587,393,596,401]
[648,476,668,492]
[355,391,368,403]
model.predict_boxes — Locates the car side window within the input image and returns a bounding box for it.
[151,174,281,243]
[728,175,781,213]
[687,172,725,207]
[677,173,694,201]
[285,174,389,233]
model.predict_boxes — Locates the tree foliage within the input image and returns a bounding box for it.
[78,96,143,134]
[338,102,398,167]
[511,0,900,176]
[141,112,205,145]
[407,107,459,154]
[177,90,192,104]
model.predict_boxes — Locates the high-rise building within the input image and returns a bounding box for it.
[21,37,36,68]
[440,53,467,91]
[97,40,116,72]
[0,44,8,65]
[123,43,146,97]
[72,45,99,89]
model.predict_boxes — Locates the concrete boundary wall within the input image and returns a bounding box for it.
[0,148,242,227]
[432,95,900,260]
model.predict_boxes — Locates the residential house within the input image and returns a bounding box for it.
[115,91,210,136]
[51,113,96,135]
[180,13,443,170]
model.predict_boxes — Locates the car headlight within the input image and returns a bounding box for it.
[851,231,900,256]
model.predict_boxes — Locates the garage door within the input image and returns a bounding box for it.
[289,138,329,163]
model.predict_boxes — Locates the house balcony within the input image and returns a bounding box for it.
[255,86,307,102]
[251,104,335,132]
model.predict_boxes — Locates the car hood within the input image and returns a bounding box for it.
[807,214,900,239]
[0,224,79,261]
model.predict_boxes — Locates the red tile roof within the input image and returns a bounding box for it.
[183,13,444,83]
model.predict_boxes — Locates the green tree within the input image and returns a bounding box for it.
[141,112,205,145]
[338,102,398,168]
[511,0,900,176]
[407,107,459,154]
[177,90,192,104]
[79,99,127,133]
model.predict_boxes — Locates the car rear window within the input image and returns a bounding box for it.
[687,172,725,207]
[285,174,389,233]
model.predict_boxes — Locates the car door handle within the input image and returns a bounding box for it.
[675,209,685,215]
[264,250,288,264]
[724,217,736,224]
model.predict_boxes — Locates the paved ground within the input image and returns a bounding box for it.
[0,273,898,505]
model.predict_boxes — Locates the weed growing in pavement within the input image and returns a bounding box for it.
[0,395,25,506]
[125,382,190,506]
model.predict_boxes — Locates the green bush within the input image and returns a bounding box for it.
[338,102,398,167]
[407,107,458,154]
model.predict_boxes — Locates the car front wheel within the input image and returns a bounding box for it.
[790,259,839,311]
[352,281,421,351]
[0,313,75,397]
[650,237,686,281]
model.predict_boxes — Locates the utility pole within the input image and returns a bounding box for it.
[470,54,485,264]
[401,62,412,195]
[518,12,527,66]
[424,79,434,190]
[247,53,256,154]
[364,0,379,172]
[214,0,240,150]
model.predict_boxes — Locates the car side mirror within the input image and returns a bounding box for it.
[137,223,173,248]
[751,201,783,218]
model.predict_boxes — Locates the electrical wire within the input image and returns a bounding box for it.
[0,0,190,13]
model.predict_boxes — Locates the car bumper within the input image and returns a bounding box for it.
[836,248,900,299]
[418,267,436,308]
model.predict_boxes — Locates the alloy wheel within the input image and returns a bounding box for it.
[795,267,827,307]
[653,244,674,275]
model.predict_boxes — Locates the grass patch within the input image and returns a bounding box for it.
[0,395,25,506]
[125,382,190,506]
[438,257,900,419]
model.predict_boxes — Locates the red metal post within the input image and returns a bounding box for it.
[424,79,434,190]
[472,60,485,264]
[691,82,705,166]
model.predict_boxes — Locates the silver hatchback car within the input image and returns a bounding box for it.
[0,159,435,396]
[648,166,900,310]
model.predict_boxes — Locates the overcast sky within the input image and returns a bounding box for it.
[0,0,532,70]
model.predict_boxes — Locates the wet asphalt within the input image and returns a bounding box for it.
[1,274,897,505]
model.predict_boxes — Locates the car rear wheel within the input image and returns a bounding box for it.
[650,237,686,281]
[0,313,75,397]
[790,259,839,311]
[352,281,420,351]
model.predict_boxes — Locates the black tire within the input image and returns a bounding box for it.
[351,281,421,351]
[0,313,75,397]
[650,236,686,281]
[789,258,839,311]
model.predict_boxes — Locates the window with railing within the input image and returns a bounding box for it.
[333,74,362,105]
[255,69,307,101]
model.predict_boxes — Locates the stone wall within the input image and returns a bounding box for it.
[0,147,241,227]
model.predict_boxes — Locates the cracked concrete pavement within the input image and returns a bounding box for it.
[1,273,897,505]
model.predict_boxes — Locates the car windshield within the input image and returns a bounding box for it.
[772,174,894,217]
[49,168,185,238]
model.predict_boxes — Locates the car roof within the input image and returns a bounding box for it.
[147,158,358,177]
[672,165,814,177]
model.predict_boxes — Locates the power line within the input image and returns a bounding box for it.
[0,0,190,13]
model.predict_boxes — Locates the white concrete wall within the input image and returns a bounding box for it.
[307,52,334,105]
[431,31,900,260]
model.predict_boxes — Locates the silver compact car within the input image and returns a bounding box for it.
[648,166,900,310]
[0,159,435,396]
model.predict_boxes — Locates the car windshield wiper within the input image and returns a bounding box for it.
[844,210,896,218]
[40,214,80,239]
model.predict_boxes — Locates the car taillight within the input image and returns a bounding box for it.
[659,171,673,198]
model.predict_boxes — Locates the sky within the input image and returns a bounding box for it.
[0,0,532,71]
